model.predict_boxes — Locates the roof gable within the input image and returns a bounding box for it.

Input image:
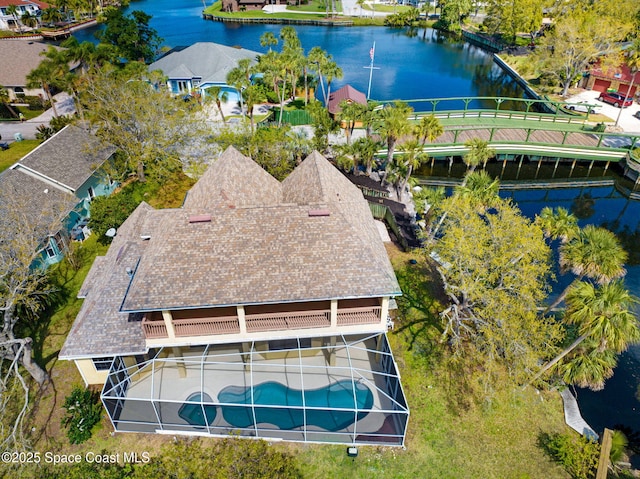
[327,84,367,115]
[16,125,116,191]
[148,42,259,85]
[183,146,282,211]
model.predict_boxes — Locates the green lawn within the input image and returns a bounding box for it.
[205,1,346,20]
[0,139,40,173]
[287,0,343,13]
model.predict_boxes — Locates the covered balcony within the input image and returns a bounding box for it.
[140,298,387,341]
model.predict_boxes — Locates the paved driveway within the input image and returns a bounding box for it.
[0,92,76,142]
[565,90,640,134]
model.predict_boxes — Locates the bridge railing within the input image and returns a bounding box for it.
[413,109,587,124]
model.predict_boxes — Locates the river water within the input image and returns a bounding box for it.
[74,0,640,443]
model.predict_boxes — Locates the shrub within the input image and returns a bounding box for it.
[62,387,102,444]
[540,431,600,479]
[89,184,142,244]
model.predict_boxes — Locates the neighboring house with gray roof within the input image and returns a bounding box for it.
[148,42,259,102]
[60,146,409,447]
[1,124,117,265]
[0,40,60,100]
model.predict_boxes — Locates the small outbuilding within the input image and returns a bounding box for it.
[327,84,367,117]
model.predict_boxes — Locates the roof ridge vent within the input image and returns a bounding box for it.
[308,208,330,217]
[189,214,212,223]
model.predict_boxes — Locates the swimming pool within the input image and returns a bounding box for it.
[218,380,373,431]
[178,392,217,427]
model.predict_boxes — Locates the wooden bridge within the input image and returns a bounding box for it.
[378,97,640,172]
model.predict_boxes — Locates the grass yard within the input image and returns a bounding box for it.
[0,139,40,173]
[287,0,343,13]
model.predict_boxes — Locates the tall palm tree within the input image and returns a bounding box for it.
[206,86,229,122]
[27,58,64,118]
[259,31,278,52]
[531,280,640,386]
[536,206,579,244]
[308,47,332,105]
[463,138,495,172]
[375,101,413,165]
[6,4,21,32]
[558,347,617,391]
[414,114,443,145]
[352,136,380,176]
[396,139,428,196]
[356,0,365,17]
[544,225,628,313]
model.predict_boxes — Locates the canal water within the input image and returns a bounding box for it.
[74,0,640,448]
[73,0,524,105]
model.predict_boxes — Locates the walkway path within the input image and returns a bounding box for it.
[0,92,75,141]
[559,388,598,440]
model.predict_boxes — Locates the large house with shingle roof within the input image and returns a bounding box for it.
[60,146,409,446]
[0,0,48,31]
[1,124,117,264]
[0,40,67,100]
[148,42,259,103]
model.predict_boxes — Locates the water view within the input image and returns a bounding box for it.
[73,0,524,104]
[75,0,640,438]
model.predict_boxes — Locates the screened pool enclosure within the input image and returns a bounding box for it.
[101,333,409,446]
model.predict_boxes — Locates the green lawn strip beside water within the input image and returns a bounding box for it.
[0,140,40,173]
[287,0,343,13]
[205,1,345,20]
[293,333,571,479]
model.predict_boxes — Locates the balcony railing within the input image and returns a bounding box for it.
[337,306,382,326]
[245,310,331,332]
[173,316,240,336]
[141,306,383,340]
[142,319,168,339]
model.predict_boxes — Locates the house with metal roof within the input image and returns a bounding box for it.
[327,84,367,116]
[148,42,260,103]
[60,146,409,446]
[1,124,117,264]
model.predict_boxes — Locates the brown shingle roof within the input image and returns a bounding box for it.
[60,202,159,358]
[16,125,116,192]
[327,84,367,115]
[61,148,401,356]
[0,40,57,88]
[183,146,281,211]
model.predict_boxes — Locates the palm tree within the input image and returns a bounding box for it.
[414,114,443,145]
[558,347,617,391]
[356,0,365,17]
[544,225,628,313]
[41,6,63,25]
[396,139,428,197]
[463,138,495,172]
[206,86,229,122]
[21,11,38,29]
[6,4,21,32]
[308,47,332,105]
[338,100,366,143]
[0,85,19,119]
[351,136,380,176]
[259,32,278,52]
[456,170,500,206]
[375,101,413,165]
[323,59,343,107]
[27,58,64,118]
[531,280,640,386]
[536,206,579,244]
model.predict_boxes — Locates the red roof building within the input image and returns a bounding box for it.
[583,60,638,97]
[327,84,367,116]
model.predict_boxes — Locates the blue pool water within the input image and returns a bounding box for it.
[178,392,217,426]
[218,380,374,431]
